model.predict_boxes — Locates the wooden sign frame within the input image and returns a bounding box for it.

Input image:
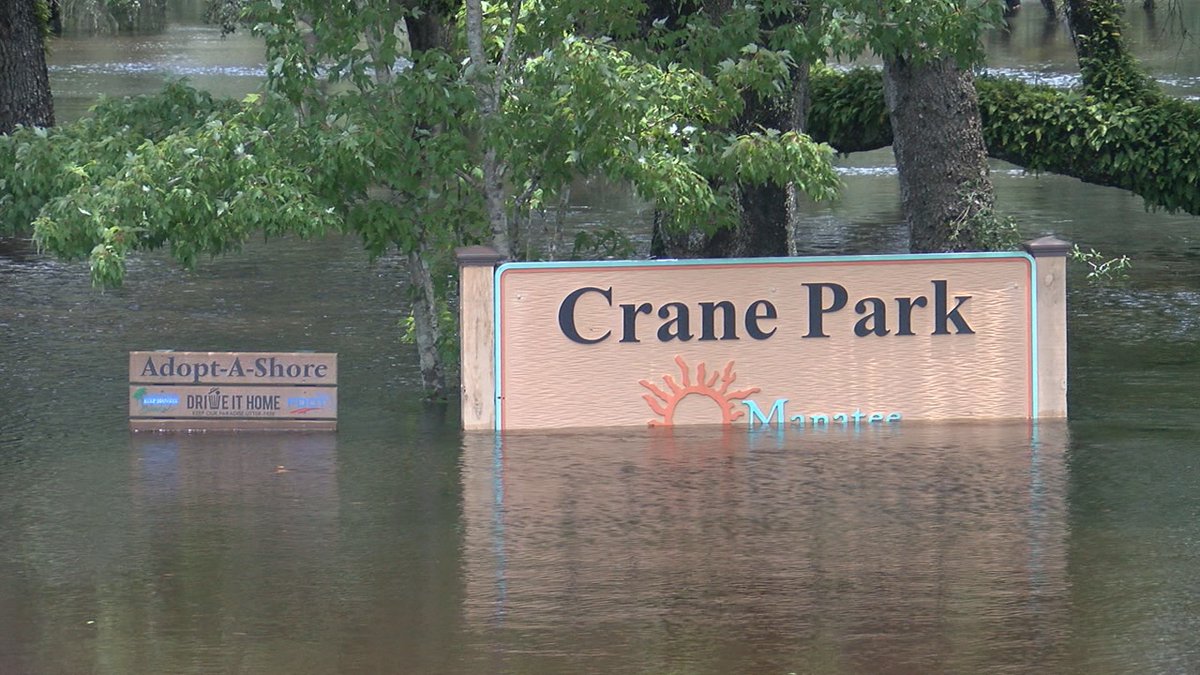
[129,351,338,432]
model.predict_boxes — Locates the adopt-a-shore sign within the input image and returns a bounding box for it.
[456,237,1071,431]
[129,351,337,431]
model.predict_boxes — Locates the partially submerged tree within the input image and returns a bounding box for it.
[835,0,1007,252]
[636,0,828,258]
[1,0,55,134]
[1065,0,1158,103]
[635,0,1011,256]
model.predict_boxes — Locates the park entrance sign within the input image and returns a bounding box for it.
[457,238,1070,431]
[129,351,338,431]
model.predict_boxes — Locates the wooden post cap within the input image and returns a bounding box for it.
[1022,236,1072,258]
[456,246,506,266]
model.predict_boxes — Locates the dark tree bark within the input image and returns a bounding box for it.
[659,184,790,258]
[0,0,55,134]
[882,57,996,252]
[405,1,452,53]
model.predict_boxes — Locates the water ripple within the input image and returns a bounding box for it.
[49,62,265,78]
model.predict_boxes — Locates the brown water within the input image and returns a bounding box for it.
[3,4,1200,673]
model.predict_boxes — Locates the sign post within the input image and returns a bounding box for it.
[129,351,338,431]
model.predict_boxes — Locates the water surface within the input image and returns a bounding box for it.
[3,4,1200,673]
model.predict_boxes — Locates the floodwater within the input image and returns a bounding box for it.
[3,4,1200,673]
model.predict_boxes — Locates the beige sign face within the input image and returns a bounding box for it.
[129,351,338,431]
[496,255,1036,430]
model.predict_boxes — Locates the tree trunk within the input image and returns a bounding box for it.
[708,184,789,258]
[407,246,446,398]
[882,56,995,253]
[394,4,454,397]
[0,0,55,134]
[1065,0,1157,102]
[705,60,817,259]
[650,3,809,260]
[465,0,512,258]
[650,184,790,259]
[784,60,811,257]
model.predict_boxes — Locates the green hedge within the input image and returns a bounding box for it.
[808,68,1200,217]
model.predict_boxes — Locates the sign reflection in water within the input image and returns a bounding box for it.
[462,422,1069,673]
[122,432,342,671]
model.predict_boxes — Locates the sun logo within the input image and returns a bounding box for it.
[639,356,760,427]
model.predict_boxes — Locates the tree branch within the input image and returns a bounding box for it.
[495,0,524,111]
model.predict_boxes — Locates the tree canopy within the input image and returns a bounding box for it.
[3,0,848,395]
[2,0,1194,394]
